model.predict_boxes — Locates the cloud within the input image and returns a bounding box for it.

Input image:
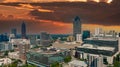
[0,18,71,34]
[2,0,112,3]
[28,2,120,26]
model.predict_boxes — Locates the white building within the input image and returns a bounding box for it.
[8,51,19,59]
[76,34,82,43]
[0,58,12,66]
[94,28,102,37]
[10,39,30,49]
[69,60,87,67]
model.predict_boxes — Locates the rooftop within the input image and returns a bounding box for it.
[29,47,69,55]
[86,37,118,41]
[69,60,87,66]
[78,44,115,51]
[52,41,80,49]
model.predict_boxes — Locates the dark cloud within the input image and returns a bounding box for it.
[0,1,120,34]
[28,2,120,26]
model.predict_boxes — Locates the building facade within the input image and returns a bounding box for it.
[21,22,26,39]
[73,16,81,40]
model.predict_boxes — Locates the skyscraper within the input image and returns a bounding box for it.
[73,16,81,40]
[40,32,52,46]
[21,22,26,38]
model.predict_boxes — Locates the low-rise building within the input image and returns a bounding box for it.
[27,47,70,67]
[8,51,19,59]
[69,60,87,67]
[0,58,12,66]
[76,37,118,67]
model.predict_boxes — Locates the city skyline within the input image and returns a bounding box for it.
[0,0,119,34]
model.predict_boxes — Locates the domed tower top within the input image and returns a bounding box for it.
[74,16,80,21]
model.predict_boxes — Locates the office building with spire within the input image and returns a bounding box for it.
[21,22,26,39]
[73,16,82,40]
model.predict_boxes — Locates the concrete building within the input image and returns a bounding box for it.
[94,28,102,37]
[76,34,82,43]
[82,30,90,41]
[11,28,17,37]
[8,51,19,59]
[10,39,30,50]
[40,32,52,46]
[27,47,70,67]
[18,39,30,62]
[0,42,13,51]
[67,36,75,42]
[73,16,81,40]
[75,37,119,67]
[0,58,12,66]
[21,22,26,39]
[69,60,87,67]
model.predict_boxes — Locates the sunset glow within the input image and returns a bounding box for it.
[107,0,113,3]
[2,0,113,3]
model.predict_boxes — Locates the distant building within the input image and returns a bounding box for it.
[40,32,52,46]
[21,22,26,39]
[27,35,38,47]
[82,30,90,41]
[73,16,81,40]
[10,39,30,50]
[76,34,82,43]
[0,42,13,51]
[0,34,9,42]
[94,28,102,37]
[11,28,17,37]
[67,36,75,42]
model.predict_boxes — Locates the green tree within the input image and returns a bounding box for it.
[4,51,9,56]
[113,53,120,67]
[64,56,72,63]
[51,62,60,67]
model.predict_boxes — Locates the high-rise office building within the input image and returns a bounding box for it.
[21,22,26,38]
[73,16,81,40]
[11,28,17,37]
[40,32,52,46]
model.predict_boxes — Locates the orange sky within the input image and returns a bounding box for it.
[0,0,119,34]
[2,0,113,3]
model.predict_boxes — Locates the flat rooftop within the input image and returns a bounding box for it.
[52,41,80,49]
[29,48,68,55]
[69,60,87,66]
[86,37,118,41]
[77,44,115,51]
